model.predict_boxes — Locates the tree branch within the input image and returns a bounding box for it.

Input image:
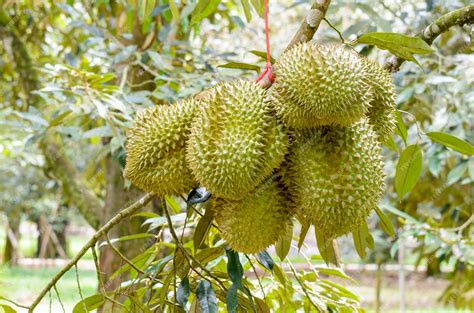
[384,4,474,72]
[286,0,332,50]
[257,0,332,88]
[27,192,155,312]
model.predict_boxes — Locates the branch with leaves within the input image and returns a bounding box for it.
[384,4,474,72]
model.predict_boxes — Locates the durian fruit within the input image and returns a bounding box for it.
[186,80,288,200]
[284,119,385,239]
[124,99,197,196]
[362,58,397,143]
[270,43,374,128]
[212,179,292,254]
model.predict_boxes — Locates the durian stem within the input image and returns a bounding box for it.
[385,4,474,72]
[28,192,155,312]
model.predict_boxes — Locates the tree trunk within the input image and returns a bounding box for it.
[36,214,68,259]
[98,156,144,311]
[375,263,383,313]
[3,215,21,266]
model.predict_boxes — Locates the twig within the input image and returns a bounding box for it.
[163,201,228,291]
[385,4,474,72]
[245,254,266,299]
[450,215,473,233]
[48,291,52,313]
[105,235,145,276]
[323,18,345,43]
[53,285,66,313]
[75,264,87,312]
[91,245,106,292]
[287,260,323,312]
[28,192,155,312]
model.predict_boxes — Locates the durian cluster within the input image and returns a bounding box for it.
[125,43,396,254]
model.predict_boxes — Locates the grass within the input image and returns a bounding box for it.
[0,266,97,312]
[0,265,469,313]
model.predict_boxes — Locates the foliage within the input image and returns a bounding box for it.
[0,0,473,312]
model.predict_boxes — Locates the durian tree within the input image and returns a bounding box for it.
[0,0,473,312]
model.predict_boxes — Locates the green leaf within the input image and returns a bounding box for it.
[177,277,190,308]
[250,0,264,17]
[255,297,270,313]
[446,162,468,185]
[132,212,160,219]
[374,207,395,237]
[383,204,418,223]
[298,221,310,251]
[217,62,260,73]
[249,50,275,64]
[195,247,224,265]
[143,213,186,231]
[73,294,105,313]
[226,249,244,288]
[395,144,423,199]
[14,111,48,127]
[169,0,180,21]
[316,267,356,283]
[362,222,375,250]
[196,280,218,313]
[256,250,274,271]
[352,227,367,259]
[241,0,252,22]
[165,196,182,213]
[194,209,214,250]
[158,271,174,306]
[0,305,17,313]
[395,110,407,145]
[49,110,72,127]
[357,32,434,65]
[226,284,239,313]
[82,126,113,139]
[384,136,398,152]
[426,132,474,156]
[275,224,292,261]
[314,228,338,266]
[319,280,359,301]
[191,0,221,25]
[273,264,286,285]
[98,233,155,247]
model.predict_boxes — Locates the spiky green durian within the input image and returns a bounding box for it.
[362,58,397,143]
[186,80,288,200]
[270,43,373,128]
[213,179,292,254]
[284,119,385,239]
[124,99,198,196]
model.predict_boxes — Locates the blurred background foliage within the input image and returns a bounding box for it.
[0,0,472,312]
